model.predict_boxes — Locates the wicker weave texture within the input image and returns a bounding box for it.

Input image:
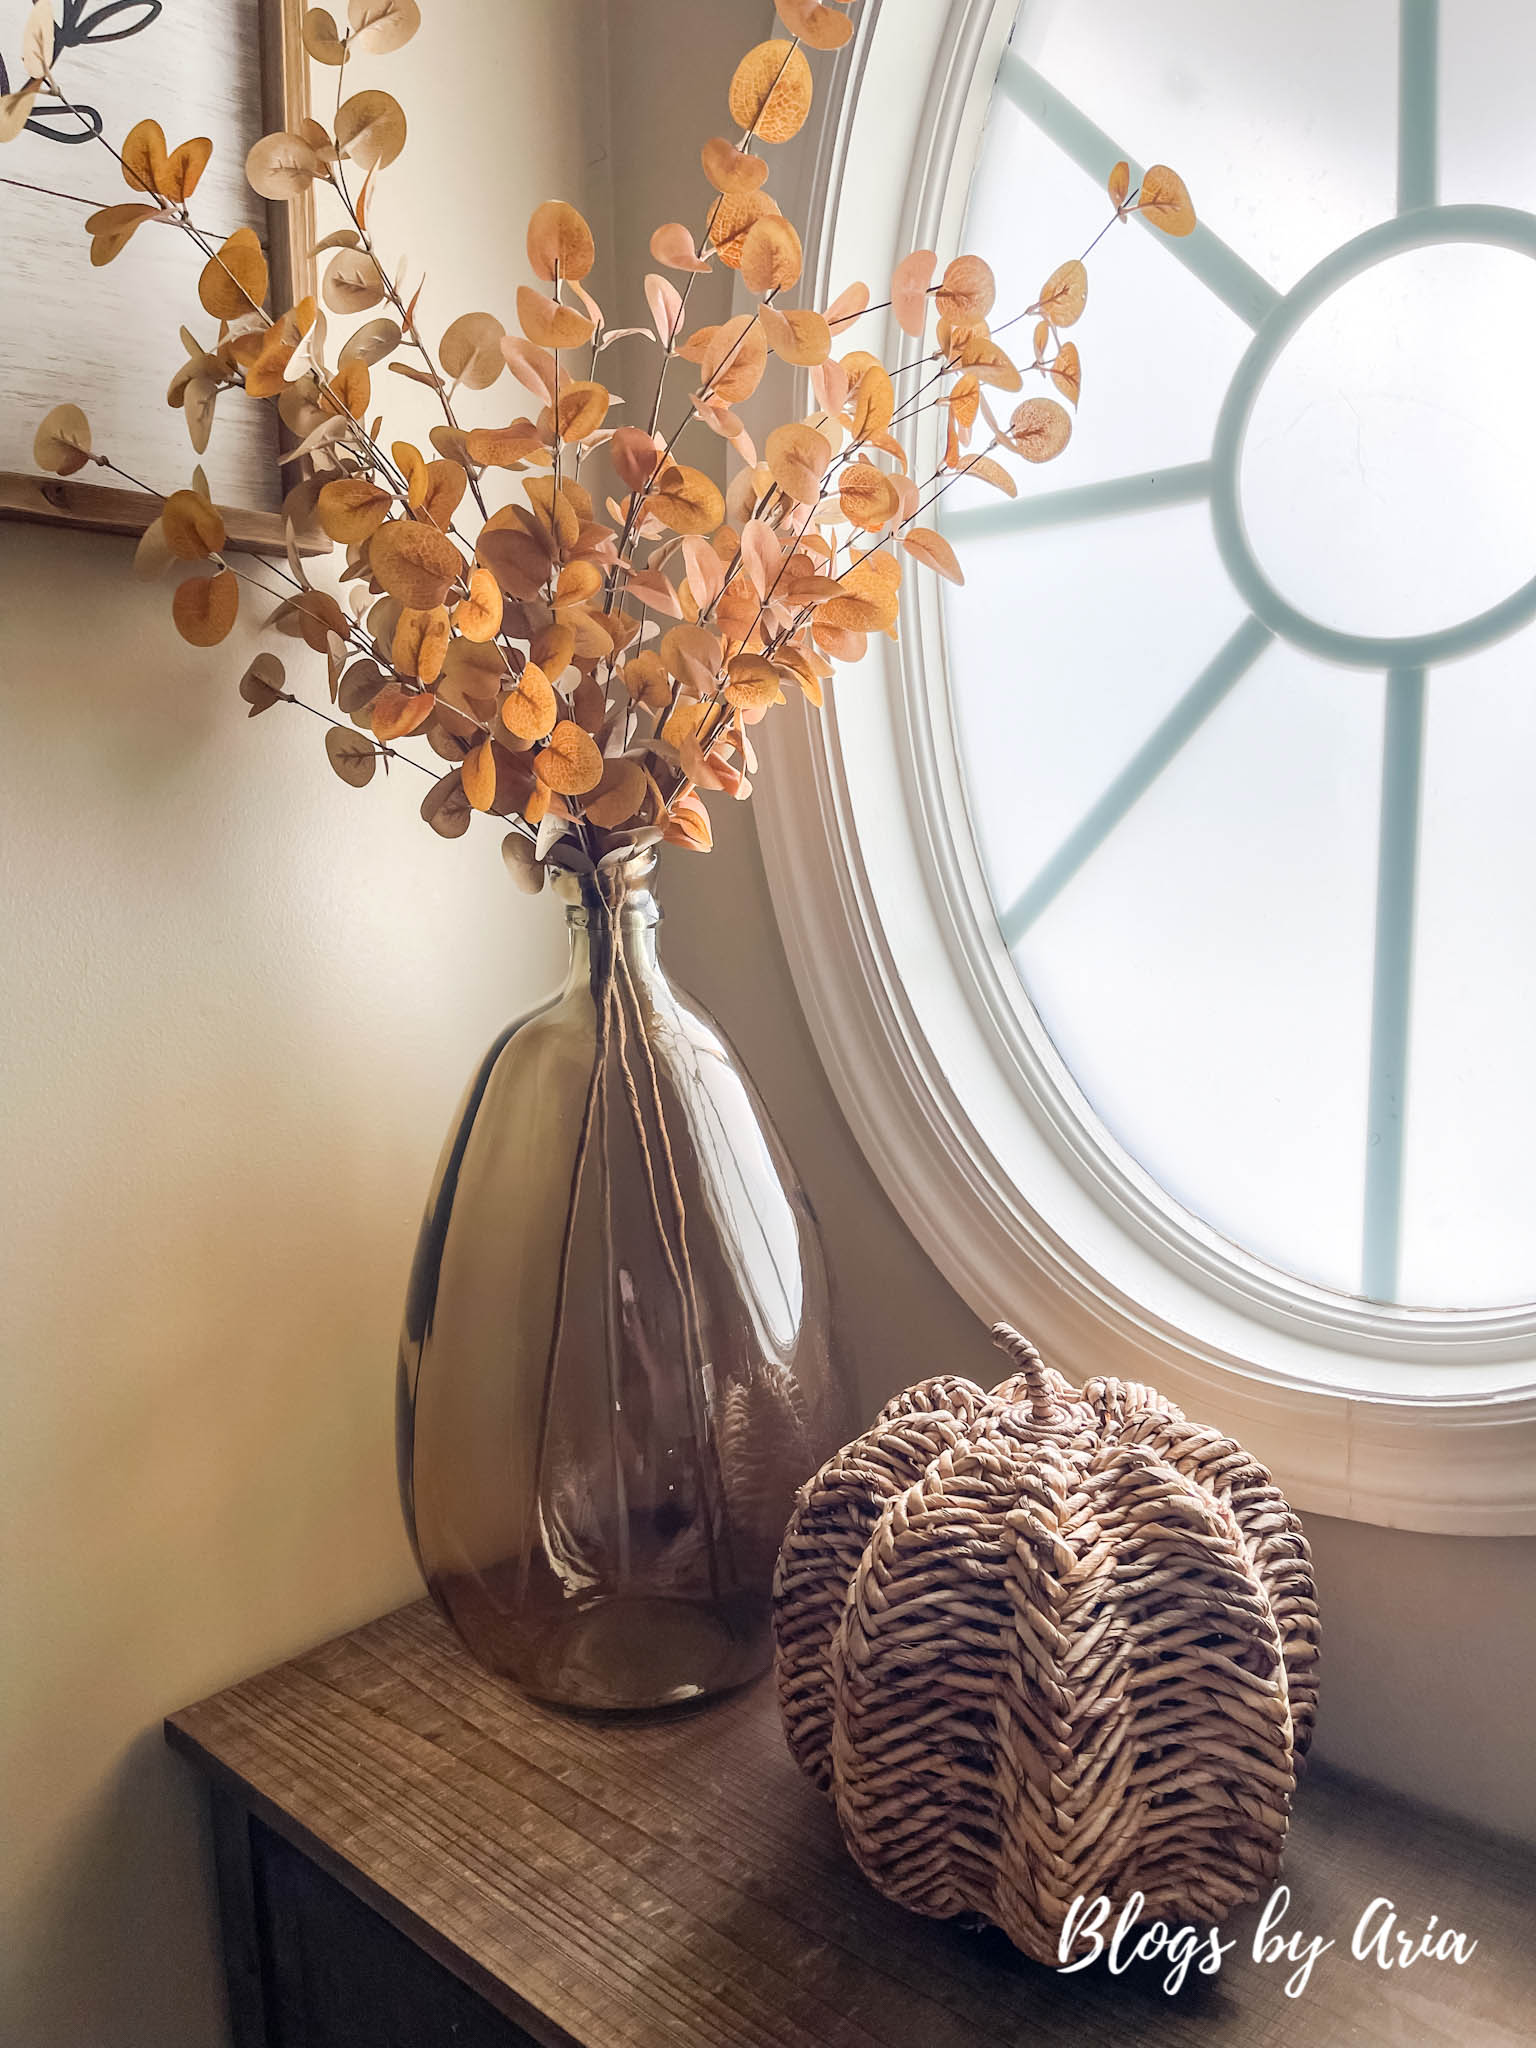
[771,1325,1320,1964]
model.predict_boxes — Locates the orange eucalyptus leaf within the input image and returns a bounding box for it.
[526,200,596,282]
[465,419,546,469]
[739,518,783,602]
[516,285,594,351]
[1037,257,1087,328]
[393,605,451,684]
[775,0,854,48]
[949,373,980,432]
[531,623,576,678]
[649,464,725,536]
[370,684,435,740]
[556,380,609,442]
[724,653,785,711]
[198,225,267,318]
[760,303,831,366]
[325,359,371,420]
[535,720,603,796]
[934,253,995,322]
[500,662,558,744]
[664,792,713,852]
[172,568,238,646]
[818,558,898,633]
[453,566,503,643]
[318,476,392,544]
[1006,395,1072,462]
[766,421,831,505]
[1138,164,1195,236]
[850,361,895,438]
[701,135,769,194]
[161,488,225,560]
[699,312,768,403]
[33,404,91,475]
[708,190,779,269]
[554,559,603,609]
[461,738,498,812]
[370,519,462,607]
[84,201,157,265]
[904,526,964,585]
[388,441,425,508]
[420,458,467,529]
[742,214,803,296]
[838,461,899,532]
[121,117,166,196]
[728,39,814,143]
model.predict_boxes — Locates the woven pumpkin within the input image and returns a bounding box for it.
[772,1324,1319,1964]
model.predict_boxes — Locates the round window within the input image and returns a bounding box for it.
[940,0,1536,1310]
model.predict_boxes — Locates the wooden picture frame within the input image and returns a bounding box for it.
[0,0,314,555]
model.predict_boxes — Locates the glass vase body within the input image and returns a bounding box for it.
[397,851,848,1710]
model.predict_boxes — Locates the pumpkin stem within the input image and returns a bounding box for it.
[990,1321,1059,1425]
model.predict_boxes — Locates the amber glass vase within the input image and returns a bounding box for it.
[397,849,848,1710]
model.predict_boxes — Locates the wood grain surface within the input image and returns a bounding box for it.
[0,473,296,554]
[167,1599,1535,2048]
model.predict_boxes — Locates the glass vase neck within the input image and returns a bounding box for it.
[552,849,662,991]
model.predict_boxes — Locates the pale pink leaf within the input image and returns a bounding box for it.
[500,333,557,404]
[740,518,783,602]
[680,534,725,612]
[824,280,870,334]
[891,249,937,338]
[810,358,850,414]
[623,566,684,618]
[649,222,712,273]
[645,271,684,349]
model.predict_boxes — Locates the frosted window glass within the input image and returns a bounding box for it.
[1018,640,1382,1296]
[947,506,1246,910]
[1399,640,1536,1305]
[939,1,1536,1308]
[1009,0,1399,296]
[1239,246,1536,639]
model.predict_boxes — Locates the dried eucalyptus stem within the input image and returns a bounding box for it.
[11,0,1193,875]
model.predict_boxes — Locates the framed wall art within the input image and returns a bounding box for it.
[0,0,312,551]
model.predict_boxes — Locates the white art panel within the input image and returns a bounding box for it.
[0,0,285,515]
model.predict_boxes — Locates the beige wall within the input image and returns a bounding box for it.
[0,6,589,2043]
[2,6,1533,2046]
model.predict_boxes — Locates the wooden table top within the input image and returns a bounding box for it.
[167,1599,1534,2048]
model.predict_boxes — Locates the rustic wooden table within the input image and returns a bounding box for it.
[167,1598,1533,2048]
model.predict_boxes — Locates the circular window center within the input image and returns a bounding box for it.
[1237,242,1536,643]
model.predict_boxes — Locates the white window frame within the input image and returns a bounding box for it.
[753,0,1536,1533]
